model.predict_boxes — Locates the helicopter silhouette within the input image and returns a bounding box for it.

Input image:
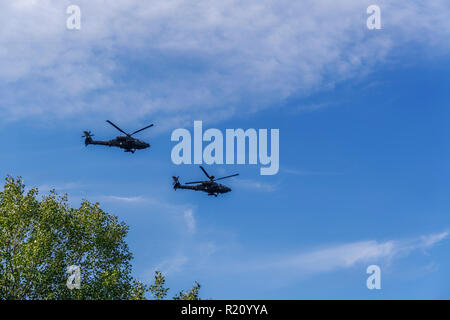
[173,166,239,197]
[83,120,153,153]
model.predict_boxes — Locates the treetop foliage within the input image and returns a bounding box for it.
[0,176,201,300]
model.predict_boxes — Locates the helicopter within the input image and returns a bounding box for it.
[172,166,239,197]
[83,120,153,153]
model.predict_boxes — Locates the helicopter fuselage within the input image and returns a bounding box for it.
[172,166,238,197]
[174,180,231,197]
[86,135,150,153]
[83,120,153,153]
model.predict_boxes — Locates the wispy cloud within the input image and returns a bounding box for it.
[183,209,196,234]
[147,241,217,278]
[288,104,330,115]
[419,232,448,247]
[101,194,184,209]
[37,181,84,193]
[102,195,147,203]
[100,193,197,236]
[238,179,277,192]
[152,255,189,276]
[282,168,343,176]
[147,230,449,285]
[253,231,449,274]
[1,1,449,126]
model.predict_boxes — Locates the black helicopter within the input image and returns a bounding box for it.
[172,166,239,197]
[83,120,153,153]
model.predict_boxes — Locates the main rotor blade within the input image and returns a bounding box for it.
[130,124,154,136]
[185,181,205,185]
[214,174,239,181]
[199,166,212,180]
[106,120,129,136]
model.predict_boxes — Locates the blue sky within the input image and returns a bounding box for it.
[1,0,450,299]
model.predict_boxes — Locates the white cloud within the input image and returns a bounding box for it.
[256,231,449,274]
[288,104,330,115]
[152,255,189,276]
[102,195,146,203]
[238,178,277,192]
[100,193,198,237]
[101,194,187,209]
[183,209,196,234]
[37,181,84,193]
[148,241,217,278]
[282,168,343,176]
[419,232,449,248]
[0,1,449,127]
[146,230,449,285]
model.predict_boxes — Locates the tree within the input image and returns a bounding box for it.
[148,271,202,301]
[0,176,201,300]
[149,271,169,300]
[173,281,201,300]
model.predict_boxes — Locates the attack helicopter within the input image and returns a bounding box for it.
[172,166,239,197]
[83,120,153,153]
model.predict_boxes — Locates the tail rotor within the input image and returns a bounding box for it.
[172,176,181,190]
[82,131,94,146]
